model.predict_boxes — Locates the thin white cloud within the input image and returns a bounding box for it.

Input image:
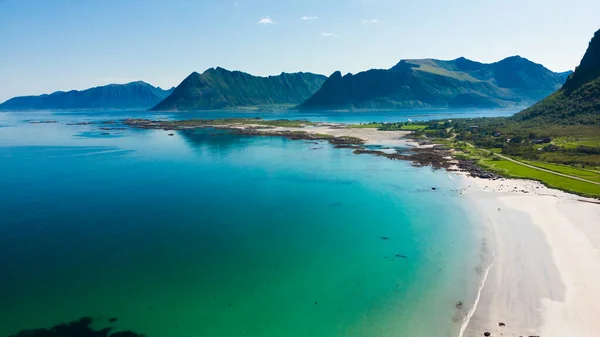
[301,16,318,20]
[258,16,275,24]
[361,19,381,24]
[321,32,339,37]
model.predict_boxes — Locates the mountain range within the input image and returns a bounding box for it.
[1,57,573,112]
[0,81,173,110]
[151,68,326,111]
[298,56,571,110]
[512,29,600,125]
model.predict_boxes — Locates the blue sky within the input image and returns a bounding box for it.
[0,0,598,101]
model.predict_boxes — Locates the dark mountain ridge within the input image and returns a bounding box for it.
[151,68,326,111]
[0,81,173,110]
[513,29,600,125]
[299,56,571,110]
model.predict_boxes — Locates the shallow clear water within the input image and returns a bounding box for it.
[0,110,489,336]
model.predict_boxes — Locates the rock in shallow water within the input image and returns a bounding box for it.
[9,317,144,337]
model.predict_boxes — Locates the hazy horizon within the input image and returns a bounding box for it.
[1,0,598,101]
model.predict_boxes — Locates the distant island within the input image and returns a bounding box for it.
[298,56,571,110]
[0,81,173,110]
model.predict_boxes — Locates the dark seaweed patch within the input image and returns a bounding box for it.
[9,317,144,337]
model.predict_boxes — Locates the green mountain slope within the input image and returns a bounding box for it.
[298,56,570,110]
[513,29,600,125]
[151,68,326,111]
[0,82,173,110]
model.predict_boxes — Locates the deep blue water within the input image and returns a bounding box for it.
[0,109,493,336]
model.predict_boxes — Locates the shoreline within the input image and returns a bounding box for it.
[123,118,500,179]
[458,242,495,337]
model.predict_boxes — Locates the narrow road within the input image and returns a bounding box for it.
[464,142,600,186]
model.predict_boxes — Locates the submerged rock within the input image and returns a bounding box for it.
[111,332,142,337]
[8,317,145,337]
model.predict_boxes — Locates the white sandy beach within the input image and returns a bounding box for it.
[223,123,414,147]
[461,177,600,337]
[302,125,413,146]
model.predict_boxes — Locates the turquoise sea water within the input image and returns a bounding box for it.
[0,110,492,337]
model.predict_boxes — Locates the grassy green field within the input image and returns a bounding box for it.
[350,123,428,131]
[522,160,600,184]
[553,138,600,149]
[405,60,480,82]
[478,157,600,198]
[400,124,428,131]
